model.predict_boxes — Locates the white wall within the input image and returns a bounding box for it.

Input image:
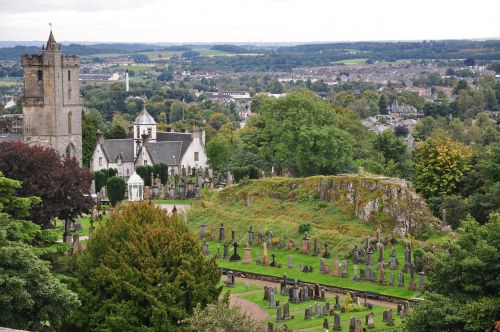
[90,144,108,172]
[180,132,208,169]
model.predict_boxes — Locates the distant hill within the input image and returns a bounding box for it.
[188,175,438,258]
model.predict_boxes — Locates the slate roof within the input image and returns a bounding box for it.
[101,139,135,162]
[147,141,183,166]
[134,107,156,125]
[0,132,24,142]
[156,131,193,159]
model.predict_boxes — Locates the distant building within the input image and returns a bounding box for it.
[90,107,208,179]
[388,100,417,115]
[0,31,83,164]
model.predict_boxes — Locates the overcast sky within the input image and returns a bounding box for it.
[0,0,499,43]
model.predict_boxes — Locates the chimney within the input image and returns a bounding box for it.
[141,133,149,147]
[125,70,129,92]
[96,130,104,144]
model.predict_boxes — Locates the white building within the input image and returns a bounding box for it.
[90,106,208,179]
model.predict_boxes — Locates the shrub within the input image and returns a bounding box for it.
[106,176,126,206]
[298,222,312,234]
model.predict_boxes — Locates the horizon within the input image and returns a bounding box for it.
[0,0,499,43]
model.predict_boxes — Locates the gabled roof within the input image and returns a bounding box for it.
[146,141,183,166]
[156,131,193,159]
[101,139,135,162]
[134,106,156,125]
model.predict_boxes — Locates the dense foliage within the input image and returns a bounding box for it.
[106,176,126,206]
[0,173,79,331]
[136,163,168,186]
[93,168,118,193]
[0,142,93,228]
[406,214,500,332]
[67,201,221,331]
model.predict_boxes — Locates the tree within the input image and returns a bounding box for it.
[378,94,388,114]
[406,215,500,332]
[93,168,118,193]
[206,135,231,172]
[0,174,79,331]
[105,113,129,139]
[106,176,126,206]
[413,116,437,140]
[0,142,93,229]
[82,110,105,168]
[414,134,472,198]
[68,202,221,331]
[183,293,263,332]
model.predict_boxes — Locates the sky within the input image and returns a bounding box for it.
[0,0,499,43]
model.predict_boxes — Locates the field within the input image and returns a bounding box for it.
[331,58,369,65]
[0,79,21,86]
[82,48,237,60]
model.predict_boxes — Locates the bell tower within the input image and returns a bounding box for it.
[21,29,83,164]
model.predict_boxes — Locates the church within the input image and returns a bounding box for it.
[90,106,208,179]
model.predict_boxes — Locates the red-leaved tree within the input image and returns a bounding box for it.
[0,141,93,229]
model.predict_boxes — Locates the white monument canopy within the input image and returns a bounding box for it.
[127,171,144,201]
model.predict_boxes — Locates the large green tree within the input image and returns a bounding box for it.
[68,201,221,331]
[0,173,79,331]
[244,92,355,176]
[406,214,500,332]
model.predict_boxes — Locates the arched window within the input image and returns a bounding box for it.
[68,111,72,134]
[66,144,76,158]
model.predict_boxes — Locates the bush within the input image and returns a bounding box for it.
[106,176,126,206]
[232,165,260,183]
[298,222,312,234]
[93,168,117,193]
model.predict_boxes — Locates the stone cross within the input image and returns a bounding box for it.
[229,241,241,261]
[322,243,331,258]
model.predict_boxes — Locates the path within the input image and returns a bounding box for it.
[229,294,269,322]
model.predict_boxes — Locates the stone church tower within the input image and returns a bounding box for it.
[21,31,82,163]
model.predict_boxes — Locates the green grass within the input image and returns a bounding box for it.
[240,290,403,330]
[220,281,261,294]
[209,241,419,299]
[332,58,369,65]
[54,215,106,239]
[153,199,194,205]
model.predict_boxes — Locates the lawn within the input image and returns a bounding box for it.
[220,281,261,294]
[153,199,194,205]
[207,240,420,299]
[53,214,106,239]
[239,288,403,331]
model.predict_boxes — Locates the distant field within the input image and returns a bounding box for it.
[82,48,236,60]
[111,65,154,72]
[331,58,369,65]
[0,79,21,86]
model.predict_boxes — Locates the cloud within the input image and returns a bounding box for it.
[0,0,159,13]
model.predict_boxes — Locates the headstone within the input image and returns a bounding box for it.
[302,232,309,254]
[371,270,377,283]
[292,286,300,304]
[320,258,326,274]
[200,223,207,240]
[403,241,414,273]
[315,303,322,317]
[384,308,394,326]
[334,295,341,310]
[389,272,395,286]
[354,318,362,332]
[349,317,356,332]
[318,318,327,330]
[325,264,330,274]
[287,239,295,249]
[377,243,385,265]
[366,248,373,266]
[270,253,278,267]
[322,243,331,258]
[231,229,235,243]
[288,255,294,269]
[243,242,252,263]
[268,230,273,247]
[418,272,426,291]
[323,302,330,316]
[341,260,349,278]
[267,322,274,332]
[304,307,312,320]
[408,266,417,291]
[223,243,229,259]
[332,260,340,277]
[276,305,283,321]
[366,312,375,329]
[269,288,276,308]
[398,272,405,287]
[247,226,254,245]
[312,237,319,256]
[283,302,290,320]
[353,244,360,263]
[389,245,399,269]
[202,240,210,256]
[218,223,225,242]
[403,301,410,315]
[262,242,270,265]
[264,286,270,301]
[280,279,288,295]
[229,242,241,261]
[257,232,263,246]
[379,267,386,285]
[208,224,215,241]
[333,312,341,330]
[216,246,221,258]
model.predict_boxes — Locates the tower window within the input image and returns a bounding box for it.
[99,157,102,166]
[68,70,71,81]
[37,70,43,81]
[68,111,72,134]
[136,126,140,138]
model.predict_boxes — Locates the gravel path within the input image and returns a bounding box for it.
[229,294,269,322]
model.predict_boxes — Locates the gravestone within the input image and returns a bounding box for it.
[202,240,210,256]
[384,308,394,326]
[229,242,241,261]
[218,223,225,242]
[389,245,399,269]
[402,241,414,273]
[379,267,386,285]
[315,303,322,317]
[283,302,290,320]
[287,239,295,249]
[323,318,329,330]
[280,278,288,295]
[270,253,278,267]
[267,322,273,332]
[333,312,342,330]
[224,271,235,287]
[341,260,349,278]
[223,243,229,259]
[247,226,254,245]
[334,294,341,310]
[276,305,283,321]
[325,264,330,274]
[353,264,359,281]
[268,230,273,247]
[263,286,269,301]
[216,246,221,258]
[257,232,263,246]
[366,312,375,329]
[302,232,309,254]
[349,317,356,332]
[288,255,294,269]
[255,252,262,265]
[319,258,326,274]
[243,242,252,263]
[408,266,417,291]
[323,302,330,316]
[371,270,377,282]
[269,288,276,308]
[398,272,405,287]
[389,272,395,286]
[353,244,360,263]
[292,286,300,304]
[418,272,426,291]
[262,242,270,265]
[304,307,312,320]
[322,243,331,258]
[200,223,207,240]
[312,237,319,256]
[377,243,385,265]
[332,260,340,277]
[366,248,373,266]
[231,229,235,243]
